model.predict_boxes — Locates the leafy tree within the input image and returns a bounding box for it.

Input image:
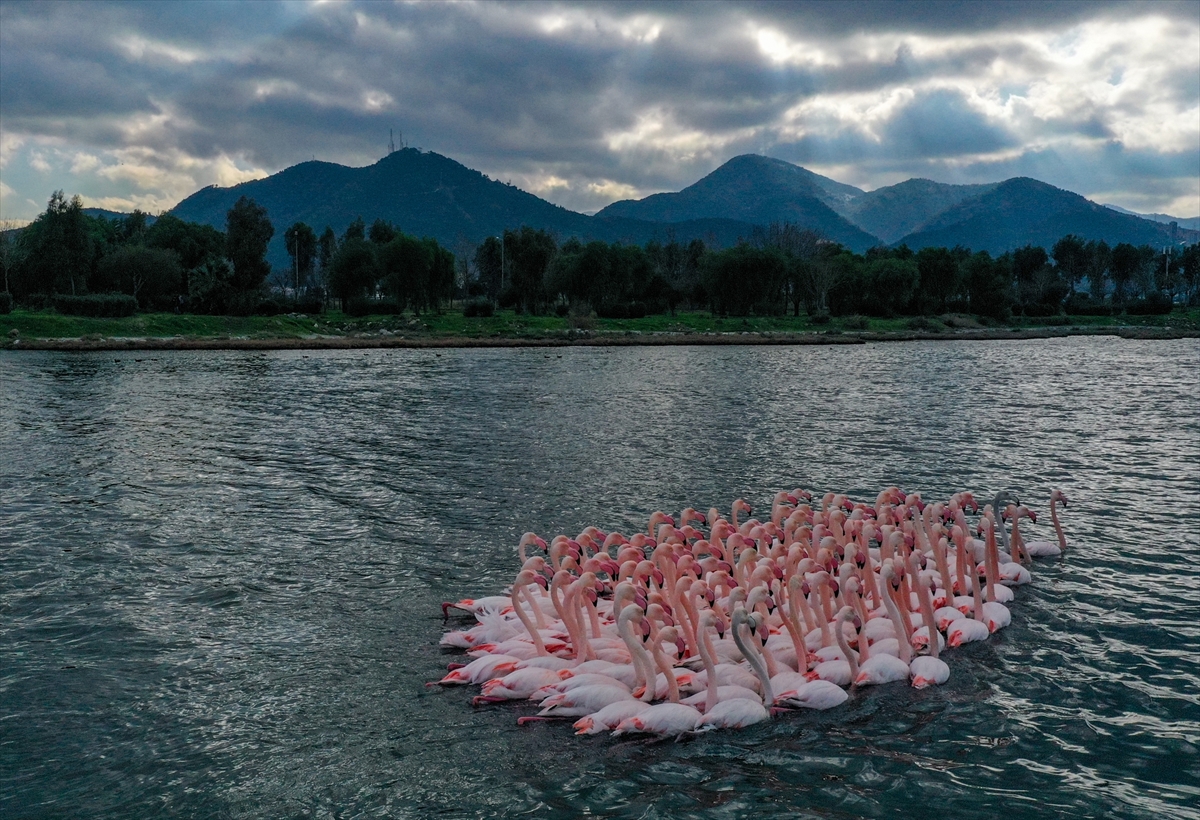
[504,227,556,313]
[916,246,959,314]
[225,196,274,293]
[963,251,1012,319]
[343,216,366,243]
[378,233,430,311]
[1109,243,1144,303]
[188,256,235,314]
[702,244,787,316]
[283,221,318,293]
[1085,239,1111,300]
[473,236,503,302]
[1179,243,1200,305]
[12,191,95,298]
[368,219,396,245]
[147,213,225,270]
[93,245,182,310]
[1052,235,1088,295]
[328,238,378,303]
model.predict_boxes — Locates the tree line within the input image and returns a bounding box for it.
[0,191,458,316]
[3,190,1197,319]
[463,224,1199,319]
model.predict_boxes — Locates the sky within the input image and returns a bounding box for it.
[1,0,1198,227]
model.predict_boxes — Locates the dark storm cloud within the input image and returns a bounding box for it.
[0,0,1196,220]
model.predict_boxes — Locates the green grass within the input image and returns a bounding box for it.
[3,305,1198,343]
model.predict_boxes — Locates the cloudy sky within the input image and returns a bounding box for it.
[1,0,1197,226]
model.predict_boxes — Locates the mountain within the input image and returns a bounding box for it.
[897,178,1200,254]
[1102,204,1200,232]
[171,149,762,269]
[594,154,880,252]
[840,179,996,244]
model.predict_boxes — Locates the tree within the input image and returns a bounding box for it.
[473,236,503,302]
[368,219,396,245]
[1109,242,1144,303]
[283,222,318,293]
[504,227,556,313]
[1052,235,1087,295]
[916,246,959,314]
[378,233,430,311]
[343,216,366,243]
[328,238,378,304]
[963,251,1012,319]
[225,196,274,293]
[93,245,183,310]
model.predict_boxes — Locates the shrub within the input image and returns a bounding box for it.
[0,291,12,315]
[53,293,138,317]
[1126,292,1174,315]
[254,299,282,316]
[596,302,629,319]
[293,295,324,315]
[464,300,495,318]
[809,311,832,325]
[1040,315,1072,326]
[344,298,400,317]
[841,314,869,330]
[1064,295,1112,316]
[905,316,946,331]
[1021,302,1061,317]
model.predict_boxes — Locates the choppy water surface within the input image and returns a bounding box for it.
[2,337,1199,819]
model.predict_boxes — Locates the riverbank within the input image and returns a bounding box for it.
[3,307,1198,350]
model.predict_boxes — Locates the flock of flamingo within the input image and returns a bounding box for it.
[432,487,1070,738]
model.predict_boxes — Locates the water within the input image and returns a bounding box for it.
[2,337,1198,819]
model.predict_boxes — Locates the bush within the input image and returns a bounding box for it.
[344,298,400,317]
[596,302,629,319]
[255,299,282,316]
[1126,292,1174,315]
[554,303,570,317]
[841,314,869,330]
[292,295,324,314]
[464,300,495,318]
[1064,295,1112,316]
[809,311,832,325]
[0,292,12,315]
[1021,302,1061,317]
[905,316,946,331]
[53,293,138,317]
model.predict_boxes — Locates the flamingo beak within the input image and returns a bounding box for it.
[675,637,687,656]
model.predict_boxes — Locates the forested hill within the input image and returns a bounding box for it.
[170,149,760,269]
[596,154,880,252]
[897,178,1200,253]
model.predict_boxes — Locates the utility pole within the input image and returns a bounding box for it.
[389,129,396,155]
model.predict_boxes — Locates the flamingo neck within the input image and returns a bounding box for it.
[512,585,548,655]
[732,615,774,706]
[881,580,912,664]
[1052,499,1067,551]
[834,612,860,678]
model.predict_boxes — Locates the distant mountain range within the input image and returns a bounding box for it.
[1101,204,1200,232]
[166,149,1197,269]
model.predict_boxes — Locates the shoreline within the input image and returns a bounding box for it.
[5,325,1196,351]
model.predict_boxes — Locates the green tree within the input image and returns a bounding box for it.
[283,221,318,293]
[378,233,430,311]
[93,245,183,310]
[343,216,366,243]
[225,196,274,293]
[368,219,396,245]
[1109,243,1144,303]
[473,236,503,302]
[915,246,959,314]
[504,227,556,313]
[328,238,379,303]
[964,251,1012,319]
[1052,235,1087,295]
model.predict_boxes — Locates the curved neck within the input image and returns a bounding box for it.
[697,622,721,713]
[512,585,548,655]
[732,613,774,705]
[1051,498,1067,551]
[916,577,940,660]
[881,577,912,664]
[834,611,859,678]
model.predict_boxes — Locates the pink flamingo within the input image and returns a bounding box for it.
[1026,490,1069,557]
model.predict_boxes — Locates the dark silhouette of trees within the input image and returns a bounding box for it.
[504,227,556,313]
[283,222,318,293]
[93,246,182,310]
[225,196,274,293]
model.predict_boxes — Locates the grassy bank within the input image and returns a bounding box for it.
[3,306,1198,350]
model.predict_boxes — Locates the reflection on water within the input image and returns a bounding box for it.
[2,337,1198,819]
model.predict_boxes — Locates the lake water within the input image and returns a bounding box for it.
[2,337,1198,819]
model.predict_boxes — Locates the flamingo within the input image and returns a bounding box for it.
[1026,490,1069,557]
[909,570,950,688]
[854,565,910,686]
